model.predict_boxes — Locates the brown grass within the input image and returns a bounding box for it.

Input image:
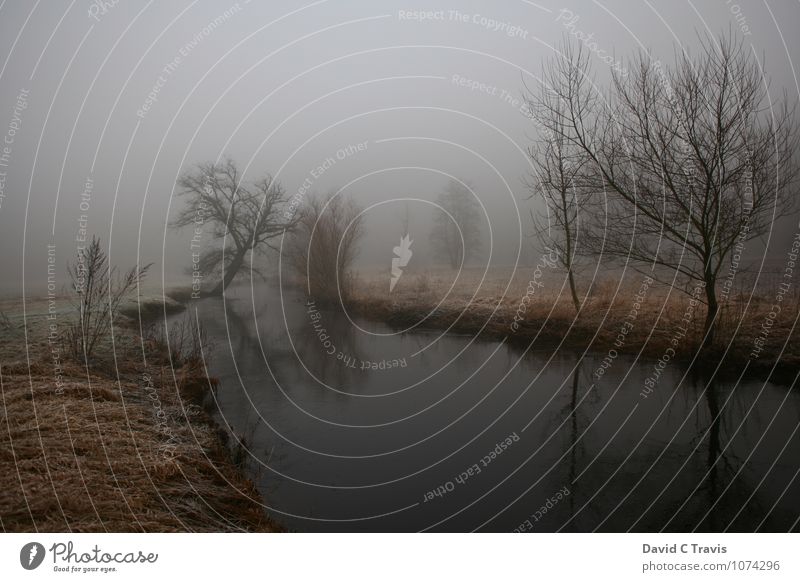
[350,267,800,375]
[0,298,280,532]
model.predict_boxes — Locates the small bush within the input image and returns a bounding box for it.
[63,236,151,362]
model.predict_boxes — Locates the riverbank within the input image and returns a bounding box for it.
[350,271,800,383]
[0,296,280,532]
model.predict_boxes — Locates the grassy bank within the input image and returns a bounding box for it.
[350,269,800,380]
[0,296,279,532]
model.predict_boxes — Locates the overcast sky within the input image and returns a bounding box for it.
[1,0,799,295]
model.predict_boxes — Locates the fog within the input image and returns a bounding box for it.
[1,0,798,295]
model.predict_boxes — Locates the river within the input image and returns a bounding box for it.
[171,284,800,532]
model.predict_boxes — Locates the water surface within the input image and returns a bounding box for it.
[175,284,800,532]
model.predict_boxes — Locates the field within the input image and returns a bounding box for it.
[0,296,279,532]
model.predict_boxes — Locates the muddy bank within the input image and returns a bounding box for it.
[0,297,280,532]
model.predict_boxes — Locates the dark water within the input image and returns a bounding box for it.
[173,285,800,532]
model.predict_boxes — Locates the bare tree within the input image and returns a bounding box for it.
[286,191,365,306]
[534,35,800,347]
[525,88,592,313]
[173,158,298,295]
[65,236,150,360]
[429,180,483,269]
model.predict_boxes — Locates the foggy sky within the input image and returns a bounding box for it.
[1,0,799,295]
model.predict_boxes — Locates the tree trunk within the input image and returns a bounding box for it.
[561,204,580,315]
[210,248,247,296]
[567,266,580,313]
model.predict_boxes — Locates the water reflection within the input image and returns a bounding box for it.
[170,286,800,532]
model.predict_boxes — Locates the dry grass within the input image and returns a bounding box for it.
[0,298,279,532]
[350,267,800,373]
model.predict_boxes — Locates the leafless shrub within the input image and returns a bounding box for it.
[64,236,151,361]
[285,191,365,307]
